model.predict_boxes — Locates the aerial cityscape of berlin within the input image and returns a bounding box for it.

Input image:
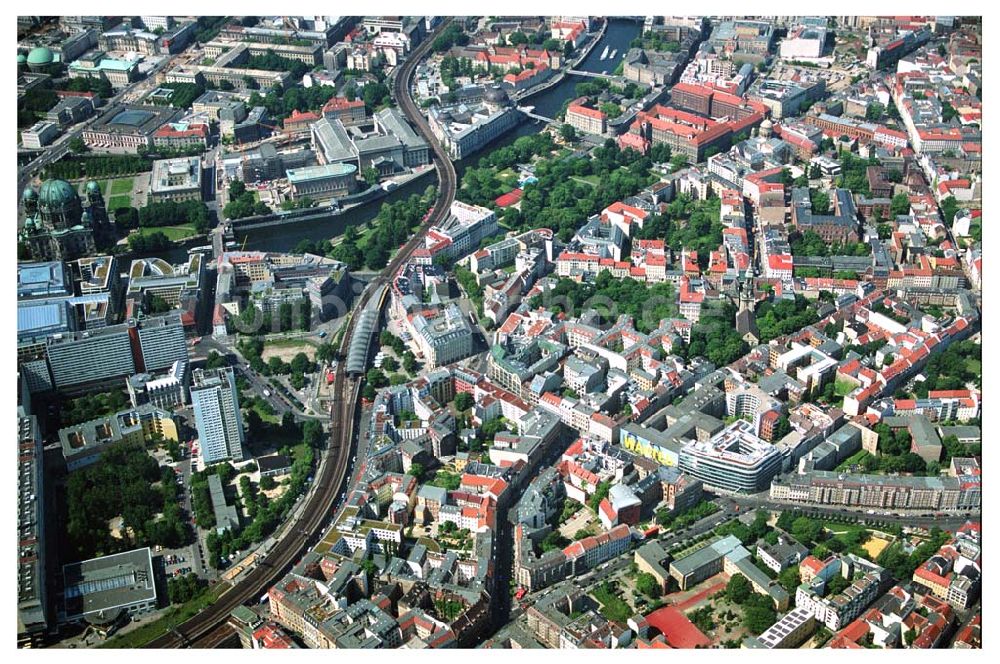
[14,8,984,651]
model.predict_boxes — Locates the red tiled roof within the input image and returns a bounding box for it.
[323,96,365,112]
[768,254,793,270]
[644,607,711,649]
[153,122,208,139]
[605,200,649,220]
[284,110,320,127]
[564,438,584,458]
[504,63,549,84]
[568,101,607,121]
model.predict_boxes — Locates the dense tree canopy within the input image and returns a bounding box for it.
[681,301,749,367]
[348,189,436,271]
[463,141,654,243]
[224,179,270,220]
[150,82,206,109]
[790,229,869,257]
[635,194,723,262]
[877,528,951,581]
[832,152,876,195]
[67,445,188,559]
[755,295,819,343]
[44,155,152,180]
[139,199,210,233]
[432,23,470,52]
[529,272,677,334]
[204,446,314,568]
[128,231,173,253]
[914,340,980,396]
[239,50,309,79]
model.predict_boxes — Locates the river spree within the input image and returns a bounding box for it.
[235,19,641,254]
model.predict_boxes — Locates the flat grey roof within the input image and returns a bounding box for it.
[376,107,428,150]
[208,474,240,532]
[313,117,356,164]
[670,534,742,576]
[62,547,156,620]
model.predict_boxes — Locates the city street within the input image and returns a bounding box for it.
[151,444,209,582]
[723,492,980,531]
[15,14,984,652]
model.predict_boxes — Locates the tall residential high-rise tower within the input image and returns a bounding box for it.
[191,367,245,463]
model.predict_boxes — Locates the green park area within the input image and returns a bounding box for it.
[79,177,134,211]
[109,177,134,196]
[571,174,602,187]
[591,580,633,623]
[133,224,199,242]
[107,177,135,209]
[108,195,132,210]
[835,448,871,471]
[495,168,519,188]
[79,177,132,198]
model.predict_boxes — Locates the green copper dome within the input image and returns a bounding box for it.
[38,179,79,209]
[17,53,27,64]
[86,180,101,194]
[22,186,37,201]
[26,47,54,66]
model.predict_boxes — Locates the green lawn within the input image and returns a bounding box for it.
[965,357,982,376]
[134,224,198,241]
[109,177,134,196]
[835,449,871,471]
[291,442,310,463]
[249,399,280,425]
[107,194,133,210]
[570,175,599,187]
[496,168,519,186]
[834,378,857,397]
[591,583,632,623]
[825,521,871,546]
[99,583,230,648]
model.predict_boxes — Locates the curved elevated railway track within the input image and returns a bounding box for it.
[147,19,459,648]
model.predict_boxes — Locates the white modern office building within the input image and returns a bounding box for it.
[678,419,783,492]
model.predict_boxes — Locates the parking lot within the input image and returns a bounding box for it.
[159,550,194,579]
[154,437,214,580]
